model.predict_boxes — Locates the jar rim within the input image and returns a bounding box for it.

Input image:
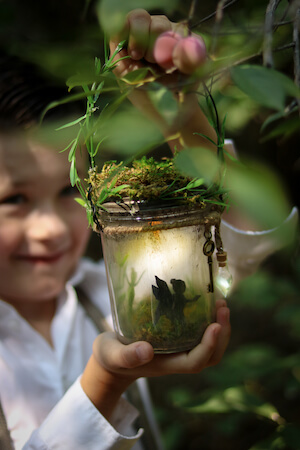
[95,199,223,234]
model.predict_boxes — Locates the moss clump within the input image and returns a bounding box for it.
[117,296,209,352]
[88,156,222,207]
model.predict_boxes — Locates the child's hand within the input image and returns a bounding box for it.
[81,300,230,420]
[94,299,230,377]
[109,9,187,79]
[109,9,206,78]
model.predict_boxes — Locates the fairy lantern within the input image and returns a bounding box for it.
[88,157,232,353]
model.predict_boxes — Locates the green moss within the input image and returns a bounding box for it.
[117,295,210,352]
[88,156,225,207]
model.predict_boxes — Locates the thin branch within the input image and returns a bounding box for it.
[293,6,300,114]
[191,0,240,29]
[274,19,293,26]
[273,42,295,51]
[293,7,300,87]
[263,0,283,68]
[202,38,297,89]
[187,0,198,30]
[210,0,234,56]
[199,20,292,37]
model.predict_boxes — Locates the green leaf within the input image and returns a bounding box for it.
[110,184,130,195]
[186,178,206,189]
[75,197,87,207]
[174,147,222,185]
[97,0,179,35]
[105,41,129,68]
[70,158,79,186]
[227,158,292,231]
[260,116,300,142]
[68,139,78,162]
[97,91,130,123]
[66,72,116,91]
[261,110,289,133]
[193,132,217,147]
[59,138,77,154]
[147,83,179,126]
[187,386,281,421]
[95,57,101,75]
[56,115,87,130]
[121,68,152,85]
[172,178,206,193]
[94,107,163,155]
[230,65,300,111]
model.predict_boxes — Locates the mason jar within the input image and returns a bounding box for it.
[97,200,223,353]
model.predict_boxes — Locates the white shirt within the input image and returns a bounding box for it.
[0,206,298,450]
[0,270,143,450]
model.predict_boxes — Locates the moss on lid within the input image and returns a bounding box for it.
[88,156,226,209]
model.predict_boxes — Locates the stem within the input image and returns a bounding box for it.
[188,0,198,31]
[210,0,229,55]
[263,0,283,68]
[273,42,295,51]
[293,7,300,87]
[104,34,109,64]
[293,6,300,114]
[191,0,240,29]
[202,83,222,159]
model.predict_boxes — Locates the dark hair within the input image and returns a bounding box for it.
[0,50,82,131]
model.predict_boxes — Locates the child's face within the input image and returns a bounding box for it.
[0,133,91,305]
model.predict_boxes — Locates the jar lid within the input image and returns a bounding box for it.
[95,199,223,235]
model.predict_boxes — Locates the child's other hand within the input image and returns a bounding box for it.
[94,299,230,378]
[81,300,229,420]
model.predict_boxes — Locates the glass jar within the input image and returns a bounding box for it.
[98,200,223,353]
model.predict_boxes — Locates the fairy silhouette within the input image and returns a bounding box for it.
[152,276,200,324]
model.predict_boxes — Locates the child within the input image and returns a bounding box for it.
[0,10,297,450]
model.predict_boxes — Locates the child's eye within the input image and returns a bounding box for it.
[1,194,27,205]
[60,185,78,197]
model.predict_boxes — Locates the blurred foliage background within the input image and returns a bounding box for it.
[1,0,299,448]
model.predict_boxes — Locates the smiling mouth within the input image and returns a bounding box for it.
[17,252,66,264]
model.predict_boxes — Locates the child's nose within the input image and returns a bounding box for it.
[26,205,69,243]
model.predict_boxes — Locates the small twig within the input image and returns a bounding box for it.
[263,0,283,68]
[192,37,298,91]
[215,0,228,23]
[274,19,293,26]
[293,7,300,87]
[191,0,240,29]
[273,42,295,51]
[194,19,292,40]
[198,26,261,36]
[187,0,198,31]
[210,0,233,56]
[293,6,300,113]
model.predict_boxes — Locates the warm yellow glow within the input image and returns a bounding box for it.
[104,224,211,305]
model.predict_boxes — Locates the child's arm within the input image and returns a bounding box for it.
[80,299,230,422]
[109,9,218,153]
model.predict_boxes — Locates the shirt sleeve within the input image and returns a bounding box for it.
[221,206,298,288]
[23,377,143,450]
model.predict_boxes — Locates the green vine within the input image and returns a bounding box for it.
[54,34,229,227]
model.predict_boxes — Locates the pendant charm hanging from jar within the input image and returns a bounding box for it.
[203,225,215,293]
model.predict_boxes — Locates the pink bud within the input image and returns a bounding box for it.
[153,31,182,70]
[172,36,207,74]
